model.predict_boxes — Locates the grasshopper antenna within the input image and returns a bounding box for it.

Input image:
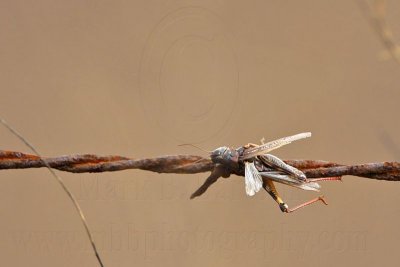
[178,143,212,154]
[0,118,104,267]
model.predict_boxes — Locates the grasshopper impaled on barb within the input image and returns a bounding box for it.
[192,132,341,213]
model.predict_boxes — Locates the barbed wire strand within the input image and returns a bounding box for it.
[1,120,400,266]
[0,148,399,181]
[0,118,104,267]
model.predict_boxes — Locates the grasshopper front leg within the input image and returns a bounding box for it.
[244,137,266,148]
[190,164,230,199]
[244,143,259,149]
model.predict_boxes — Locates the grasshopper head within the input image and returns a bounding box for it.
[210,147,229,164]
[210,146,240,170]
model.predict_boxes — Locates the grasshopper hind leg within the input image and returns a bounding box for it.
[262,178,327,213]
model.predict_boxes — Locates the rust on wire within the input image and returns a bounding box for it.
[1,149,399,181]
[1,127,400,266]
[0,150,213,173]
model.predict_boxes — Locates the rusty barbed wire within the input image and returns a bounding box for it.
[1,122,399,267]
[1,149,399,181]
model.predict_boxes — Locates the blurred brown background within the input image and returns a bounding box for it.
[0,1,399,266]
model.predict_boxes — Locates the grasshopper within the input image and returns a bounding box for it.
[191,132,341,213]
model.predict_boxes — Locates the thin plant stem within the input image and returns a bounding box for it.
[0,118,104,267]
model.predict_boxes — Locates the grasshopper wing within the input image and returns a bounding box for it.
[260,172,320,191]
[244,161,263,196]
[259,154,307,181]
[240,132,311,160]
